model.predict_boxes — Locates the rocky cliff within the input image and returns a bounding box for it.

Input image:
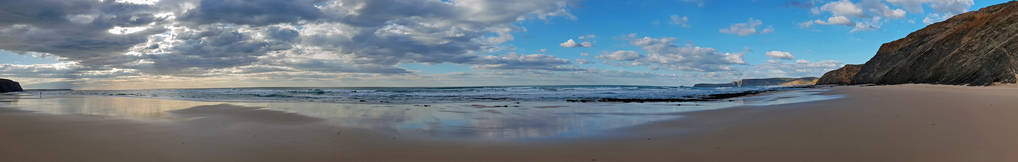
[847,2,1018,85]
[817,64,862,85]
[0,78,23,93]
[693,77,818,88]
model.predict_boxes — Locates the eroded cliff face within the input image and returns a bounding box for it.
[849,2,1018,85]
[817,64,862,85]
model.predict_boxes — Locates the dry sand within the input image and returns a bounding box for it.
[3,84,1018,161]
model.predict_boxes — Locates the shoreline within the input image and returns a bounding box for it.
[4,84,1018,161]
[26,85,809,105]
[0,86,837,141]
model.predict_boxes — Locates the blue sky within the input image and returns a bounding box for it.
[0,0,1007,89]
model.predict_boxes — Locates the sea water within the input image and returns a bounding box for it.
[1,85,840,140]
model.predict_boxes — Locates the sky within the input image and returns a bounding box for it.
[0,0,1008,89]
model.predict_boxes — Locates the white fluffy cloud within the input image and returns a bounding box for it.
[560,38,593,48]
[804,0,974,31]
[765,51,796,60]
[719,18,773,36]
[598,36,746,72]
[821,0,866,17]
[815,16,855,25]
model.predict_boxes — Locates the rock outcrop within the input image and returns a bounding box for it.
[0,78,23,93]
[817,64,862,85]
[693,77,818,88]
[847,2,1018,85]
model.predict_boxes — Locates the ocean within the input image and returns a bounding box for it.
[4,85,839,140]
[32,85,792,104]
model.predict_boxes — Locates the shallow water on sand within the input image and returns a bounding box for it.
[0,89,839,140]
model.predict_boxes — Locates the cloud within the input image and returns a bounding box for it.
[179,0,323,26]
[821,0,865,17]
[765,51,796,60]
[799,21,816,28]
[574,59,591,64]
[0,0,166,69]
[740,59,845,78]
[599,36,746,72]
[922,13,952,24]
[719,18,772,36]
[669,14,690,27]
[805,0,973,31]
[472,53,585,71]
[886,0,973,14]
[0,62,79,78]
[814,16,854,26]
[559,39,593,48]
[0,0,583,83]
[861,0,907,19]
[597,50,641,61]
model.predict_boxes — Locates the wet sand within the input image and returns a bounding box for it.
[4,84,1018,161]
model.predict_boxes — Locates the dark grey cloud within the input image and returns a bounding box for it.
[0,0,582,81]
[132,25,296,75]
[179,0,323,26]
[0,0,165,69]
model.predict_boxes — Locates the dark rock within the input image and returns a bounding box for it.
[850,2,1018,85]
[0,78,23,93]
[817,64,862,85]
[693,77,818,88]
[571,89,771,103]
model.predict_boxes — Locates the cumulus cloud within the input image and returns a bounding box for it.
[765,51,795,60]
[821,0,865,17]
[805,0,973,31]
[861,0,907,19]
[825,16,855,25]
[719,18,772,36]
[599,36,746,72]
[909,0,972,24]
[0,0,166,68]
[559,39,593,48]
[0,0,584,84]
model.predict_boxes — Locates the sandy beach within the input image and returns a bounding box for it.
[3,84,1018,161]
